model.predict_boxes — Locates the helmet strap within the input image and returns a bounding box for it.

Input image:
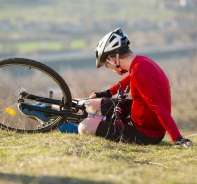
[106,54,125,73]
[106,59,117,67]
[106,54,120,68]
[115,54,125,74]
[115,53,120,68]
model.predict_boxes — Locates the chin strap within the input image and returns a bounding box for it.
[106,54,125,74]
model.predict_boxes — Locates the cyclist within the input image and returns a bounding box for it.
[77,28,193,147]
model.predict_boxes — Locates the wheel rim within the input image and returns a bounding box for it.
[0,61,70,132]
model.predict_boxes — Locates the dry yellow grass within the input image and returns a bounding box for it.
[0,130,197,184]
[159,54,197,131]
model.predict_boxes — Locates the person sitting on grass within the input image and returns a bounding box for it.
[71,28,193,147]
[19,28,193,147]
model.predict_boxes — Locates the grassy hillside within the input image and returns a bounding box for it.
[0,130,197,184]
[0,55,196,184]
[0,0,179,23]
[0,54,196,184]
[0,2,196,183]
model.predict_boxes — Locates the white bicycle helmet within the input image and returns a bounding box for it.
[95,28,130,68]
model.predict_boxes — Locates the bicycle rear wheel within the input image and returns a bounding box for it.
[0,58,72,133]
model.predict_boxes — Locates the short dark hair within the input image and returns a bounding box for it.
[119,46,133,59]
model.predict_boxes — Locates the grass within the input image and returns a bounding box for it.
[17,41,63,54]
[70,40,86,50]
[0,0,177,23]
[0,130,197,184]
[0,48,196,183]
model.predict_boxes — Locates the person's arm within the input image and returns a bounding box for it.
[89,74,130,99]
[89,89,112,98]
[109,74,131,95]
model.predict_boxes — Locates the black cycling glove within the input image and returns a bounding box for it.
[174,138,193,148]
[95,89,112,98]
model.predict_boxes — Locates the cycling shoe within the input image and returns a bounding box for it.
[59,122,78,134]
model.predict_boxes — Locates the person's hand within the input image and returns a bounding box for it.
[174,138,194,148]
[89,93,97,98]
[89,89,112,99]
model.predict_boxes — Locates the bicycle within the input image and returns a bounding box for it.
[0,57,129,134]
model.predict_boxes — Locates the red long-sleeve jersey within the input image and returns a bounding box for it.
[109,55,182,142]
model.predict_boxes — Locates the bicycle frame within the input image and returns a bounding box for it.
[17,83,129,134]
[18,91,88,122]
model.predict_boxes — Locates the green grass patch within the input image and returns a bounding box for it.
[0,0,190,24]
[70,40,86,50]
[0,0,196,55]
[0,130,196,184]
[17,41,63,53]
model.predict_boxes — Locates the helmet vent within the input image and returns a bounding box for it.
[112,42,119,48]
[109,35,116,43]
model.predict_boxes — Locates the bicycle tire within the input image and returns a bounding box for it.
[0,57,72,133]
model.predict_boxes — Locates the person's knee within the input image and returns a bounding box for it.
[79,98,102,115]
[78,118,101,135]
[78,121,87,135]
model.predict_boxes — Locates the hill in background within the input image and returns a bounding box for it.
[0,0,196,57]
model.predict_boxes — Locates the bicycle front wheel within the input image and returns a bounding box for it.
[0,58,72,133]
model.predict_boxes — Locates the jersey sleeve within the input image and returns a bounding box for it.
[109,75,130,95]
[133,70,182,142]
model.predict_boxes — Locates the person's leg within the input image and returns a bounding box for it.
[79,118,164,145]
[78,98,116,136]
[78,118,101,135]
[122,123,165,145]
[78,118,121,142]
[78,98,130,139]
[79,98,103,115]
[60,98,103,134]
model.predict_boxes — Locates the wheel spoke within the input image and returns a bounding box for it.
[0,58,71,133]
